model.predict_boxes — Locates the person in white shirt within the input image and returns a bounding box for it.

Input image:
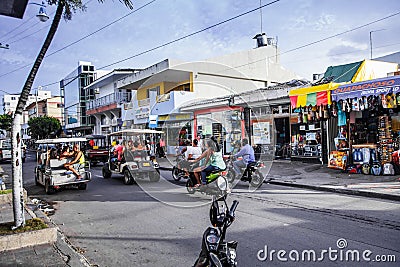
[182,139,202,176]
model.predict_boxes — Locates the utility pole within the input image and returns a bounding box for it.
[369,29,385,59]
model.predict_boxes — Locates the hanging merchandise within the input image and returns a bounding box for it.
[386,93,396,108]
[362,147,371,164]
[297,108,303,124]
[381,94,388,108]
[303,107,308,123]
[337,102,347,126]
[352,98,359,111]
[331,102,338,117]
[307,105,312,122]
[323,105,330,119]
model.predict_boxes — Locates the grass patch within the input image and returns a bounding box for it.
[0,218,48,235]
[0,189,12,195]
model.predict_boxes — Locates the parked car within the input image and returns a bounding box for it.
[34,137,91,194]
[0,139,27,163]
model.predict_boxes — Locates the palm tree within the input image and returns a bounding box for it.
[11,0,133,229]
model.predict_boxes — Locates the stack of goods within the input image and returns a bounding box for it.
[378,115,394,175]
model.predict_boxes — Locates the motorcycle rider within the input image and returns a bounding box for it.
[190,137,226,187]
[232,138,255,179]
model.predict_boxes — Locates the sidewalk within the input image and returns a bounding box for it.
[157,156,400,201]
[0,193,89,266]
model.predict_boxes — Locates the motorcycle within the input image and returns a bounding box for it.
[225,155,265,187]
[193,196,239,267]
[172,154,188,181]
[186,168,230,196]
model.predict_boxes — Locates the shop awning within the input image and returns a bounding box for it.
[289,83,340,108]
[331,76,400,102]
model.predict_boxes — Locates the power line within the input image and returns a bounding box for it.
[0,15,37,40]
[0,0,158,79]
[99,0,281,69]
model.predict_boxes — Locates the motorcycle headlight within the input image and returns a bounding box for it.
[206,233,219,244]
[216,177,227,191]
[209,252,223,267]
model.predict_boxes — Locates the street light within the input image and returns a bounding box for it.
[0,43,9,49]
[29,1,50,22]
[369,29,385,59]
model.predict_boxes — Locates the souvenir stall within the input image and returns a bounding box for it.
[289,83,341,163]
[330,75,400,175]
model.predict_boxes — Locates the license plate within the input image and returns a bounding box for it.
[143,162,150,167]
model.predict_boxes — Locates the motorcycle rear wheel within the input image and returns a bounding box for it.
[172,166,182,181]
[250,170,264,187]
[186,179,195,194]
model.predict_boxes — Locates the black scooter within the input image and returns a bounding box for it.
[194,196,239,267]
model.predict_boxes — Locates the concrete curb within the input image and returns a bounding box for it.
[0,226,57,252]
[267,180,400,202]
[0,190,27,205]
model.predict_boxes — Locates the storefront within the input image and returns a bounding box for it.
[250,104,291,160]
[329,75,400,174]
[193,106,245,155]
[289,83,341,163]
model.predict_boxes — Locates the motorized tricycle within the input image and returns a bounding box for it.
[34,137,91,194]
[101,129,163,184]
[84,134,108,166]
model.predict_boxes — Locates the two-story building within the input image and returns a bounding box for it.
[85,69,138,135]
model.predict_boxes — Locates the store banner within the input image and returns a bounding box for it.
[332,76,400,101]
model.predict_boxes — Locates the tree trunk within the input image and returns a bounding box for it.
[12,0,65,229]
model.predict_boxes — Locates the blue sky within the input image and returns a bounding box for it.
[0,0,399,97]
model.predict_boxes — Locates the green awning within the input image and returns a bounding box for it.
[324,61,362,83]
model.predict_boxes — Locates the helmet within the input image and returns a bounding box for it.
[209,199,225,227]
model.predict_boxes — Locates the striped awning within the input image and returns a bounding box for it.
[289,83,341,108]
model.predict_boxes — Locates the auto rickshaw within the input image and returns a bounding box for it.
[102,129,164,184]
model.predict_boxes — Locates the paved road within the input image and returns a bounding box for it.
[5,152,400,266]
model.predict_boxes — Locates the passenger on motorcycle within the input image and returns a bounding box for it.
[181,139,202,176]
[232,138,255,178]
[190,137,226,187]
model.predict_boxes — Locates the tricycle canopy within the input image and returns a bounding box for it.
[107,129,164,137]
[36,137,87,144]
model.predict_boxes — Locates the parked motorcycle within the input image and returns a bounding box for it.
[225,156,265,187]
[193,196,239,267]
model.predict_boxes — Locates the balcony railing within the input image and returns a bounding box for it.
[138,98,150,107]
[87,92,131,110]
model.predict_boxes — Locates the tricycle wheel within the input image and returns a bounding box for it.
[35,170,40,186]
[123,169,134,185]
[45,179,55,195]
[78,183,87,190]
[102,164,111,179]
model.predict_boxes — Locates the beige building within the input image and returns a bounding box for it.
[25,96,63,121]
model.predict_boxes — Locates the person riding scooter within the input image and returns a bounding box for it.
[232,138,255,179]
[190,137,226,188]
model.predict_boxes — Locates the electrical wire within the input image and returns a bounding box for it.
[0,0,158,79]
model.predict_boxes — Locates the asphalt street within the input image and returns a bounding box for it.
[4,151,400,266]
